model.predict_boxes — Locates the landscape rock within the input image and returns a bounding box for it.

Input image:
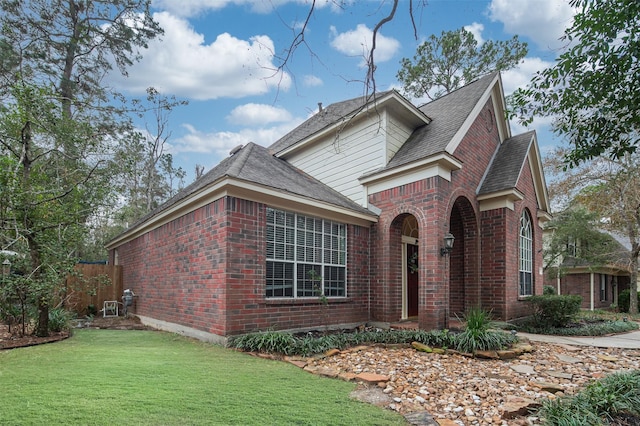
[304,341,640,424]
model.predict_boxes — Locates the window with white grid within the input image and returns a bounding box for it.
[266,208,346,298]
[519,210,533,296]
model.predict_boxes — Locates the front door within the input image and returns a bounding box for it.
[407,244,419,318]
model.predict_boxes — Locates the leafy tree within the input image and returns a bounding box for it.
[544,148,640,314]
[511,0,640,167]
[0,0,162,336]
[397,27,527,101]
[544,207,621,277]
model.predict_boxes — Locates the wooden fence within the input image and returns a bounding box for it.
[65,264,123,316]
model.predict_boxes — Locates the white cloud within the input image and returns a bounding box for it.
[108,12,291,100]
[303,75,323,87]
[226,103,293,126]
[171,119,303,156]
[330,24,400,66]
[500,57,554,96]
[464,22,485,45]
[488,0,575,50]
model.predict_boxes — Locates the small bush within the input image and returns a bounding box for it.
[527,294,582,328]
[618,289,640,313]
[48,308,75,332]
[543,285,557,295]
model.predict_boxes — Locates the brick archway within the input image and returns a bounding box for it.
[448,196,479,317]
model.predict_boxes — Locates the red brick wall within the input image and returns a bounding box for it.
[559,273,630,310]
[114,196,371,337]
[366,98,546,326]
[116,198,229,336]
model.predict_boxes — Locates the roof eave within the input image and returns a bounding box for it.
[106,177,378,249]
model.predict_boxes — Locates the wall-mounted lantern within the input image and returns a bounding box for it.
[440,232,455,256]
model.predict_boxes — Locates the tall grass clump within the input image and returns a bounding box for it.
[454,307,517,353]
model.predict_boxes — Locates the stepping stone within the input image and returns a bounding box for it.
[556,354,581,363]
[355,372,390,384]
[558,344,581,351]
[531,381,564,394]
[510,364,536,375]
[546,370,573,380]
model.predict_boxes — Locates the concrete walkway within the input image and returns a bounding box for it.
[518,329,640,349]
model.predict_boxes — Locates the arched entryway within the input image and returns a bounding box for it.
[402,215,419,319]
[448,197,479,318]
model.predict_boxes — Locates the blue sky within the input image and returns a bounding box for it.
[106,0,576,183]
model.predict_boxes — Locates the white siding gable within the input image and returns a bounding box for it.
[285,111,391,206]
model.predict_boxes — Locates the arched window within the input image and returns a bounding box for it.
[519,210,533,296]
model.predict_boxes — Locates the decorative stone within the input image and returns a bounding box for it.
[500,397,540,419]
[412,342,433,353]
[556,354,581,363]
[546,370,573,380]
[497,350,518,359]
[475,350,499,359]
[356,372,390,384]
[531,381,564,394]
[287,359,307,368]
[509,364,536,375]
[324,348,341,357]
[597,354,619,362]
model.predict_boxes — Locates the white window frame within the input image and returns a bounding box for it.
[266,208,347,299]
[519,210,533,297]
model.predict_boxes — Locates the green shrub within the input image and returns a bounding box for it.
[543,285,557,295]
[618,289,640,313]
[538,370,640,424]
[527,294,582,328]
[453,307,517,353]
[48,308,75,332]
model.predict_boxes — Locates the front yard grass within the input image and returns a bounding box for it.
[0,329,406,425]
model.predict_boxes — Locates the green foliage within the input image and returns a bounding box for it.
[397,26,527,101]
[511,0,640,165]
[47,307,75,332]
[543,207,620,274]
[538,370,640,425]
[527,294,582,328]
[454,307,517,353]
[543,285,557,295]
[228,320,518,357]
[618,289,640,314]
[0,0,163,335]
[516,320,638,336]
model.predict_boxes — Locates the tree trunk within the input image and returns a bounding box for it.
[36,299,49,337]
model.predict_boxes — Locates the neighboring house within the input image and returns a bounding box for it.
[543,231,634,310]
[106,72,551,343]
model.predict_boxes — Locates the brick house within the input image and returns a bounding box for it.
[107,72,551,343]
[543,231,633,310]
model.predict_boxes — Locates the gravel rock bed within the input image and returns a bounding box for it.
[303,341,640,425]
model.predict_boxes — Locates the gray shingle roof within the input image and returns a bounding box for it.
[383,72,498,171]
[479,131,535,195]
[269,90,394,154]
[122,143,375,234]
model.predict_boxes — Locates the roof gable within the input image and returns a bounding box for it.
[478,131,550,216]
[270,90,430,157]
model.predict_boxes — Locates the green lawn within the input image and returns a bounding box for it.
[0,330,406,425]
